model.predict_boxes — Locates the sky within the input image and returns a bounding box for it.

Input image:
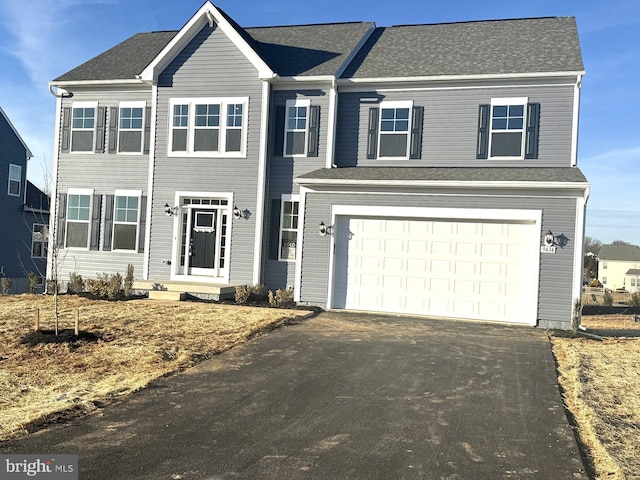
[1,0,638,246]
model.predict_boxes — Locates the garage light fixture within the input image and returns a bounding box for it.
[319,221,332,236]
[233,205,250,220]
[164,203,178,216]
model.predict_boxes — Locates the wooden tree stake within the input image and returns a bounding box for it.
[35,309,40,331]
[75,309,80,336]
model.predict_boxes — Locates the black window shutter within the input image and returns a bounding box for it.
[268,199,281,260]
[138,195,147,253]
[90,194,102,251]
[61,107,71,153]
[476,104,490,159]
[108,107,118,153]
[56,193,67,247]
[366,107,379,159]
[409,106,424,159]
[274,105,285,157]
[143,106,152,154]
[95,106,106,153]
[307,105,320,157]
[525,103,540,159]
[103,194,114,251]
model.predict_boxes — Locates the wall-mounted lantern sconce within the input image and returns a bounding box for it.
[544,230,556,247]
[233,205,251,220]
[164,203,178,216]
[319,221,332,237]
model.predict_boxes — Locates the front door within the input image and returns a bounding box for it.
[190,210,216,271]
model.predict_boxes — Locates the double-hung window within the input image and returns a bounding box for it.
[71,102,96,152]
[477,97,540,160]
[169,98,247,156]
[8,164,21,196]
[66,189,93,248]
[118,102,145,153]
[279,195,299,261]
[112,190,140,251]
[379,101,412,158]
[32,224,48,258]
[284,100,310,156]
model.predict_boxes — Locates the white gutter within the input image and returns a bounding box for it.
[337,70,587,85]
[49,79,147,87]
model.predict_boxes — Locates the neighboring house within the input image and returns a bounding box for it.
[0,107,50,292]
[597,244,640,291]
[48,2,589,329]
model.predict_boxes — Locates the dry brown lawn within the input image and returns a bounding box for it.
[553,315,640,480]
[0,294,311,442]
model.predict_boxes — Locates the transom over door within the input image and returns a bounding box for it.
[332,216,538,324]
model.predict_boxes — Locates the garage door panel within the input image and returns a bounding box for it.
[334,215,537,324]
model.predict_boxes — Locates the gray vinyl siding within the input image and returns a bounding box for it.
[336,84,575,168]
[54,87,151,282]
[300,191,578,328]
[150,25,263,284]
[263,89,330,290]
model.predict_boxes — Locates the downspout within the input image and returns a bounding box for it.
[253,80,271,284]
[326,77,338,168]
[46,86,65,284]
[143,80,158,281]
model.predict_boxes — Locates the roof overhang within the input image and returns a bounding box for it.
[138,1,274,83]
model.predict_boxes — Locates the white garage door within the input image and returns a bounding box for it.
[332,216,538,324]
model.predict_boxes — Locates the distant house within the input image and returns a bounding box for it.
[48,2,589,329]
[598,244,640,291]
[0,106,50,292]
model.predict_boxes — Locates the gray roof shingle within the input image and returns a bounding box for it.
[296,167,588,183]
[53,13,582,83]
[599,245,640,262]
[341,17,583,78]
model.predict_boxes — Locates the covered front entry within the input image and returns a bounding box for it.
[174,196,230,281]
[331,209,540,324]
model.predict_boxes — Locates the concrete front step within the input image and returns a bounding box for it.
[134,280,236,301]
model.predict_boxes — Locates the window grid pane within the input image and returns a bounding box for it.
[195,104,220,127]
[227,104,243,127]
[72,108,95,129]
[380,108,410,133]
[173,104,189,127]
[120,107,144,130]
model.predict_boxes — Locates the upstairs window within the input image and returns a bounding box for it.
[285,100,309,156]
[8,164,21,196]
[71,103,96,152]
[118,102,145,153]
[169,98,247,156]
[366,101,423,160]
[477,98,540,160]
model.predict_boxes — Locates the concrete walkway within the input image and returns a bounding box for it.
[1,312,587,479]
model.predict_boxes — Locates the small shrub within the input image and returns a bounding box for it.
[27,272,39,294]
[268,287,294,307]
[124,264,135,298]
[85,274,109,298]
[603,291,614,307]
[46,279,58,295]
[1,277,12,295]
[250,283,268,301]
[630,292,640,307]
[107,273,123,300]
[68,272,84,294]
[235,285,251,305]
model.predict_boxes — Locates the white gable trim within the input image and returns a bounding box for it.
[138,1,273,82]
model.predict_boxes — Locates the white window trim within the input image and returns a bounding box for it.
[112,189,142,252]
[65,188,94,249]
[168,97,248,158]
[31,223,48,258]
[284,99,311,157]
[488,97,528,160]
[278,194,300,262]
[117,101,146,155]
[70,101,98,154]
[377,100,413,160]
[8,163,21,196]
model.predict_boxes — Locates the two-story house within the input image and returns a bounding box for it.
[48,3,589,329]
[0,106,50,292]
[597,244,640,291]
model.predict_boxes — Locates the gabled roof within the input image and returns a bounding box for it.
[296,167,588,185]
[626,269,640,276]
[0,106,33,158]
[598,245,640,262]
[52,5,583,84]
[341,17,584,79]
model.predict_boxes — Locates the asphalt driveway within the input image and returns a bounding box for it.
[1,312,587,479]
